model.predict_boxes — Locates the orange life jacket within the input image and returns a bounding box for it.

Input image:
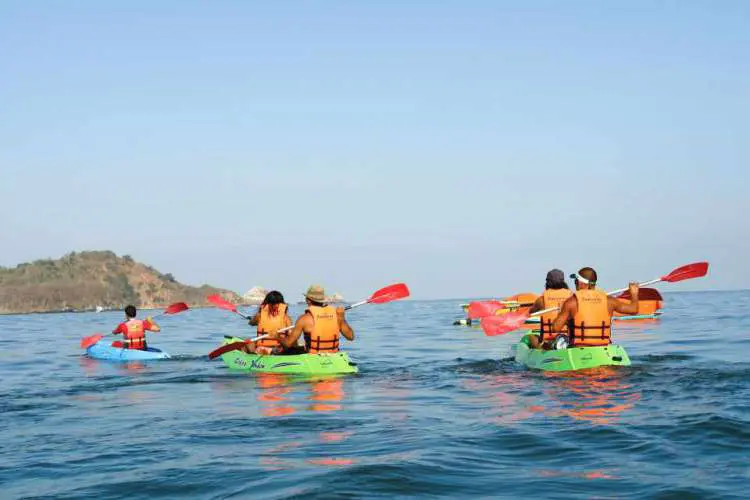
[256,304,289,348]
[123,319,147,350]
[304,305,340,353]
[568,289,611,347]
[539,289,573,341]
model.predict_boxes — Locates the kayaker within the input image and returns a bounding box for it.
[245,290,293,355]
[277,285,354,353]
[111,305,161,350]
[552,267,639,347]
[527,269,572,349]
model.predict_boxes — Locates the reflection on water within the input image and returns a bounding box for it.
[543,368,641,425]
[463,372,540,425]
[614,319,661,342]
[78,355,148,375]
[256,373,296,417]
[254,374,357,469]
[538,468,618,480]
[462,366,641,426]
[308,377,345,412]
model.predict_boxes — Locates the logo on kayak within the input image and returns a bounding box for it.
[542,357,562,364]
[271,362,303,369]
[250,359,266,370]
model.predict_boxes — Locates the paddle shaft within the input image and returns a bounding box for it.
[607,278,661,297]
[527,278,657,319]
[243,300,368,344]
[233,310,251,320]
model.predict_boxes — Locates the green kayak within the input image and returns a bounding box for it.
[515,333,631,372]
[219,337,359,375]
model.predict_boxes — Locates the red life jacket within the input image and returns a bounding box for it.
[123,319,147,350]
[304,305,340,353]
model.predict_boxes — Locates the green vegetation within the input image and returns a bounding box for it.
[0,251,239,314]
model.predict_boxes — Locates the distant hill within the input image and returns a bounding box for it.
[0,251,240,314]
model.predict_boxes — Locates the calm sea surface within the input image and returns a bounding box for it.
[1,291,749,499]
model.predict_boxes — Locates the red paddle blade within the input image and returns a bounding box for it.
[207,294,238,313]
[468,300,507,320]
[661,262,709,283]
[208,341,248,360]
[164,302,189,315]
[80,334,103,349]
[480,311,529,336]
[368,283,410,304]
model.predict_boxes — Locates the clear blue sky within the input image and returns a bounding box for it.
[1,1,747,299]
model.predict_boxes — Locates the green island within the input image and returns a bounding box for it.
[0,251,239,314]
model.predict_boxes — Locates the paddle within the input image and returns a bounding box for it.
[479,262,709,336]
[207,294,251,320]
[207,283,410,359]
[80,302,190,349]
[467,299,536,320]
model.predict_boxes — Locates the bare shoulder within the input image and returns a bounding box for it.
[563,294,578,310]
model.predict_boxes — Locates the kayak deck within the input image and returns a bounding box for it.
[220,337,358,375]
[614,312,662,321]
[515,333,631,372]
[86,341,171,361]
[456,313,661,327]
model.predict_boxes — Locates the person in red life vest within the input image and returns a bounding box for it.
[527,269,573,349]
[276,285,354,354]
[244,291,292,355]
[552,267,639,348]
[112,305,161,350]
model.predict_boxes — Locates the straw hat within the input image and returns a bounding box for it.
[304,285,326,303]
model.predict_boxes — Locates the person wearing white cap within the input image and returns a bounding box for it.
[277,285,355,353]
[551,267,639,348]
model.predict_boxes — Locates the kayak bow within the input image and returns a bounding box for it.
[86,340,171,361]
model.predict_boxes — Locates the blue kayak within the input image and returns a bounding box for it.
[86,341,171,361]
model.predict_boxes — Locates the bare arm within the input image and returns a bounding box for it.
[279,313,311,349]
[610,282,639,315]
[552,296,577,333]
[337,307,355,341]
[528,296,545,315]
[248,310,260,327]
[145,317,161,332]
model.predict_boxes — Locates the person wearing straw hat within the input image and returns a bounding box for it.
[278,285,355,353]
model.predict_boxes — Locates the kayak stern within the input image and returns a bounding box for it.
[515,333,631,372]
[219,337,358,375]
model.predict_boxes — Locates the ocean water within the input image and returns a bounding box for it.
[1,291,749,499]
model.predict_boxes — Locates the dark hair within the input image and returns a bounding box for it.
[307,298,326,307]
[125,305,137,318]
[263,291,285,306]
[546,281,569,290]
[263,291,285,316]
[579,267,598,284]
